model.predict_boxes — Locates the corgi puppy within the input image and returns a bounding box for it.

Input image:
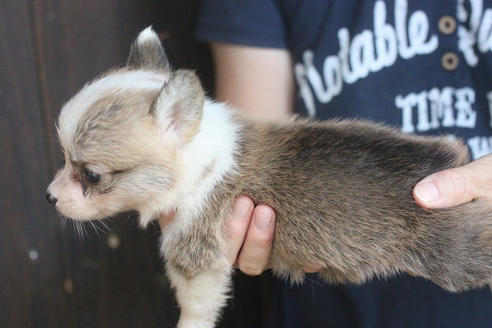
[47,27,492,328]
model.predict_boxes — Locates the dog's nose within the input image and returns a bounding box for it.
[46,191,57,205]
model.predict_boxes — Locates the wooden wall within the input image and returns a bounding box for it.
[0,1,270,327]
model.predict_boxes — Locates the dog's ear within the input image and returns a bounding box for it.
[127,26,170,71]
[151,69,205,142]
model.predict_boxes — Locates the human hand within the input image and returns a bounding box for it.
[157,196,277,275]
[413,154,492,209]
[224,196,323,275]
[224,196,275,275]
[158,196,322,275]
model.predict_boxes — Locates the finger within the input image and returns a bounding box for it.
[413,168,471,209]
[466,154,492,200]
[224,196,255,264]
[158,210,176,230]
[236,205,275,276]
[413,154,492,209]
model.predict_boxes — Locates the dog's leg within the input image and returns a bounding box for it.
[167,262,232,328]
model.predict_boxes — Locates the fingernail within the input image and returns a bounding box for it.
[254,208,273,231]
[415,180,440,203]
[231,197,250,220]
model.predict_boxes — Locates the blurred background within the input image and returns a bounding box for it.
[0,1,270,327]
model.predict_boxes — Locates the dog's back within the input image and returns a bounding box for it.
[217,118,490,291]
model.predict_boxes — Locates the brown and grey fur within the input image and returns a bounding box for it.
[47,28,492,328]
[164,116,492,290]
[175,119,491,289]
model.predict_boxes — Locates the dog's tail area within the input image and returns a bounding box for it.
[404,200,492,292]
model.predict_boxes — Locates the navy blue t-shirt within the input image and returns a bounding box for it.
[197,0,492,327]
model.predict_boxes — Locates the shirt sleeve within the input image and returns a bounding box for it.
[196,0,287,49]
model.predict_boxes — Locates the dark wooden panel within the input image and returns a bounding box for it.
[149,0,215,93]
[0,1,66,327]
[30,0,157,172]
[56,221,179,328]
[29,1,182,327]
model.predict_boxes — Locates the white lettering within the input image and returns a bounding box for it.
[457,0,468,22]
[408,10,439,54]
[324,56,343,99]
[455,87,477,128]
[338,28,358,84]
[296,0,439,114]
[395,0,413,59]
[428,87,455,128]
[395,0,438,59]
[350,31,374,80]
[467,136,492,159]
[488,91,492,127]
[416,91,430,131]
[303,51,330,103]
[395,87,477,132]
[478,9,492,53]
[294,64,316,117]
[395,93,417,133]
[373,1,398,70]
[457,0,492,66]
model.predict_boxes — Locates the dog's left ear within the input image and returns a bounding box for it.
[151,69,205,142]
[127,26,170,71]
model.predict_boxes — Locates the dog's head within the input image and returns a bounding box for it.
[46,27,204,224]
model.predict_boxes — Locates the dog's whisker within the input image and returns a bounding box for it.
[88,220,102,241]
[98,219,114,234]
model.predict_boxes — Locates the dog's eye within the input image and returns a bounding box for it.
[84,168,101,183]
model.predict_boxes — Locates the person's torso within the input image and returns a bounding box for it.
[268,1,492,327]
[283,0,492,159]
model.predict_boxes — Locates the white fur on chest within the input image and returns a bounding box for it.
[160,100,240,241]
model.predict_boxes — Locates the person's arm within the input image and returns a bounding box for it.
[211,42,294,120]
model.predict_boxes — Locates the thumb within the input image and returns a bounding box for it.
[413,154,492,209]
[413,167,473,209]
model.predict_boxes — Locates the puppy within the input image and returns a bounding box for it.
[47,27,492,328]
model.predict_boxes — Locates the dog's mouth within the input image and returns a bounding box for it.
[57,209,141,222]
[157,209,177,226]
